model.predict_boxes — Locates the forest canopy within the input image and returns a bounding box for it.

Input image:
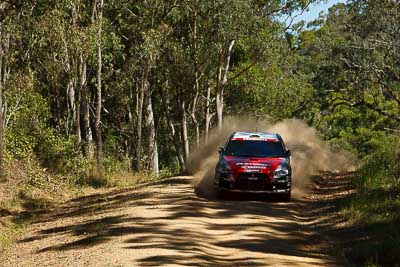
[0,0,399,178]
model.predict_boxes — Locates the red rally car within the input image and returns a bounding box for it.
[214,132,292,201]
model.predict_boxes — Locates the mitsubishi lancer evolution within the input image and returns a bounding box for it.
[214,132,292,201]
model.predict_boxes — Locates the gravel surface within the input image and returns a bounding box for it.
[2,175,346,267]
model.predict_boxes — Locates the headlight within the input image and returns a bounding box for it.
[218,158,232,174]
[273,165,289,179]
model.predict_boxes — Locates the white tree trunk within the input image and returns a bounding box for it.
[205,80,212,142]
[0,30,10,175]
[0,39,4,174]
[181,100,190,164]
[191,8,200,147]
[145,82,159,175]
[216,40,235,130]
[83,94,94,160]
[74,72,81,145]
[95,0,104,165]
[80,55,93,159]
[216,64,223,130]
[191,76,200,147]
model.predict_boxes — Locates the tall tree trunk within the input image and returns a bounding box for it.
[160,84,184,170]
[191,8,200,147]
[75,77,81,145]
[71,0,81,145]
[0,30,10,176]
[191,78,200,147]
[80,55,93,159]
[83,93,94,160]
[216,63,223,130]
[181,100,190,164]
[135,79,144,171]
[127,86,134,168]
[144,81,159,175]
[95,0,104,166]
[205,80,212,142]
[216,40,235,130]
[0,43,4,176]
[62,12,74,138]
[66,79,74,137]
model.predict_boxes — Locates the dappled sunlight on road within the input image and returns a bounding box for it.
[3,176,340,267]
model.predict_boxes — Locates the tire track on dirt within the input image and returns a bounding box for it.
[2,176,340,267]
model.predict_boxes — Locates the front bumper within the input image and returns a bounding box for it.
[215,172,291,193]
[217,188,291,194]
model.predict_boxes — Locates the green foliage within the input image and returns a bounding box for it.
[2,0,398,181]
[337,134,400,266]
[3,73,48,159]
[81,162,155,188]
[293,3,400,265]
[4,128,35,159]
[357,134,400,190]
[35,128,88,179]
[318,91,399,158]
[227,60,315,120]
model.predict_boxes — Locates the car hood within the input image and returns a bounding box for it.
[224,155,285,179]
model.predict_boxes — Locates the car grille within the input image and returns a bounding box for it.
[235,173,272,191]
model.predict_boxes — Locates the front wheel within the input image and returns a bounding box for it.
[280,192,291,202]
[215,188,225,199]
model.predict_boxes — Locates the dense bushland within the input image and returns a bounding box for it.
[0,1,400,265]
[338,135,400,266]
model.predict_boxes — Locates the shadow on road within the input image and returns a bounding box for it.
[15,174,353,266]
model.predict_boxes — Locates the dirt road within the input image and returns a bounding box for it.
[2,175,347,267]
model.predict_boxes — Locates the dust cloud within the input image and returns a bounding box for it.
[188,117,356,197]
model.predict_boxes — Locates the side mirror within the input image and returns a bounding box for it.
[286,150,291,157]
[218,146,224,155]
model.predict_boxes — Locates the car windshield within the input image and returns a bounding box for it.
[224,140,285,157]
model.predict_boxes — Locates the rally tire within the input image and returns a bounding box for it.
[281,192,291,202]
[216,188,228,199]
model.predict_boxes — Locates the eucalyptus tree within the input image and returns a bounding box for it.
[5,0,323,176]
[0,2,30,174]
[105,0,183,174]
[31,1,98,160]
[300,0,400,124]
[194,0,320,130]
[338,0,400,122]
[94,0,104,165]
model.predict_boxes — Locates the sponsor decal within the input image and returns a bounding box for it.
[237,162,270,173]
[236,163,270,168]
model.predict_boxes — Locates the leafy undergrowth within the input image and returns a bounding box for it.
[337,136,400,267]
[0,157,156,252]
[82,167,159,188]
[339,188,400,267]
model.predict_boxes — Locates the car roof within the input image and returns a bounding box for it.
[231,132,279,141]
